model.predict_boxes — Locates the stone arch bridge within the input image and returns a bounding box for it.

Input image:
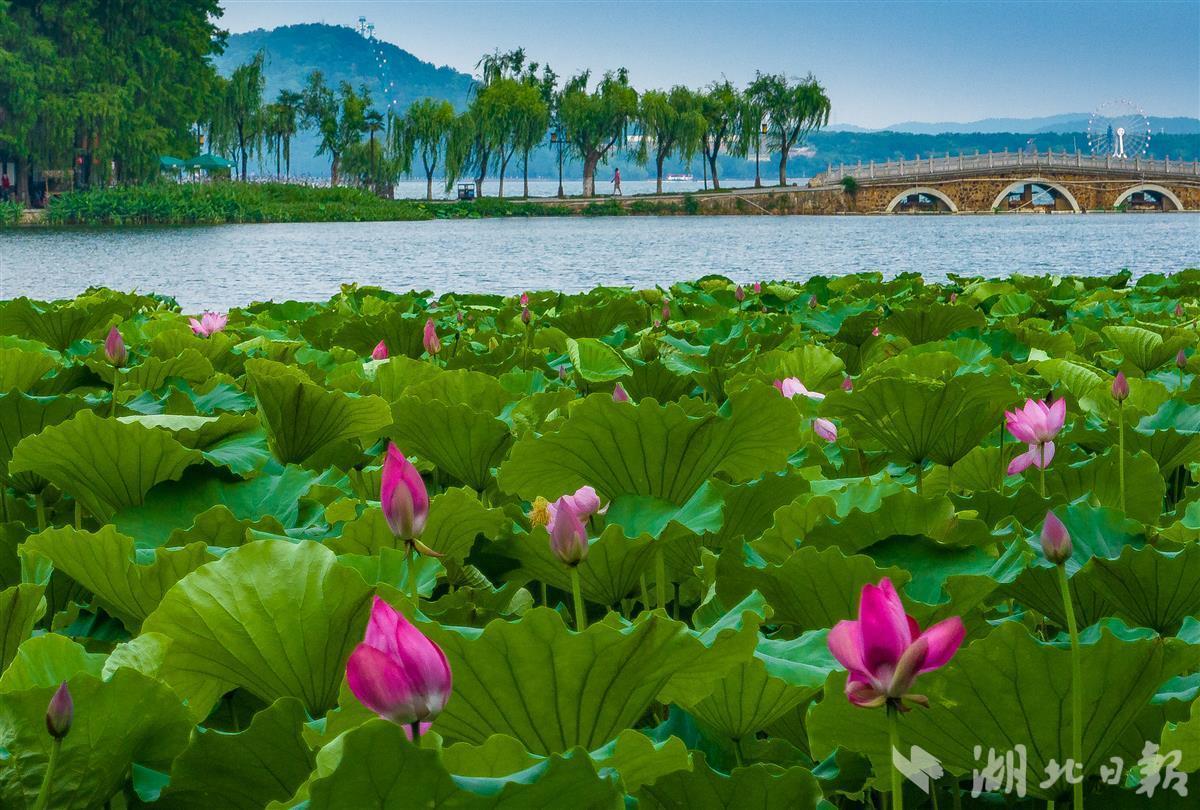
[809,150,1200,213]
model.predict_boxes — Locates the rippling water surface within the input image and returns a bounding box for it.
[2,213,1197,311]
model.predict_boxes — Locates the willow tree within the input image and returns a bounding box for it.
[399,98,454,200]
[740,74,771,188]
[757,73,831,186]
[476,78,549,198]
[698,80,739,190]
[637,86,704,194]
[302,71,370,186]
[213,51,266,181]
[559,69,638,197]
[264,90,303,180]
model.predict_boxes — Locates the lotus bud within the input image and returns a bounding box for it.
[346,597,452,728]
[949,292,958,304]
[808,294,818,309]
[423,319,441,356]
[558,365,568,381]
[753,281,762,294]
[46,681,73,740]
[814,417,838,443]
[1111,371,1129,402]
[1176,302,1184,318]
[871,326,881,337]
[549,497,589,567]
[1177,349,1188,370]
[529,496,551,528]
[371,340,389,361]
[734,285,745,302]
[653,319,662,329]
[662,301,670,321]
[1040,511,1072,566]
[457,311,465,324]
[842,375,853,392]
[521,307,531,326]
[104,326,127,367]
[612,382,630,402]
[381,443,430,544]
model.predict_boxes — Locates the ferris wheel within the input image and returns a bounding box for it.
[1087,100,1152,160]
[357,16,401,113]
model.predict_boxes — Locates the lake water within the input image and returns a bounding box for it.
[2,214,1197,311]
[393,177,737,199]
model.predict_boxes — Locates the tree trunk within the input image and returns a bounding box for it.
[14,155,27,206]
[237,122,247,181]
[284,137,291,180]
[708,151,720,190]
[499,151,511,198]
[522,149,530,198]
[656,153,665,194]
[754,141,761,188]
[582,153,600,197]
[778,152,788,186]
[331,154,340,186]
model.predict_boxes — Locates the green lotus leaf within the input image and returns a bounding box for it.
[636,751,822,810]
[0,393,94,492]
[119,412,270,475]
[703,474,810,550]
[825,372,1013,468]
[605,482,724,540]
[0,668,192,808]
[807,621,1200,800]
[111,348,215,391]
[553,294,647,339]
[622,359,694,403]
[0,583,47,671]
[0,347,57,391]
[274,718,623,809]
[682,630,838,743]
[1161,697,1200,772]
[245,358,392,464]
[424,598,762,753]
[1104,325,1191,374]
[404,369,518,414]
[499,384,800,505]
[567,337,632,383]
[389,399,513,492]
[497,524,657,608]
[332,311,429,358]
[729,344,845,393]
[141,540,374,717]
[22,525,213,631]
[1084,543,1200,634]
[0,296,121,350]
[371,355,446,401]
[0,633,105,692]
[884,302,985,344]
[9,410,204,522]
[1046,447,1163,524]
[155,697,317,809]
[716,544,907,634]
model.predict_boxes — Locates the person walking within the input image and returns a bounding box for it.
[611,167,622,196]
[0,170,10,202]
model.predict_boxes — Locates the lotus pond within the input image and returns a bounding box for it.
[1,272,1199,809]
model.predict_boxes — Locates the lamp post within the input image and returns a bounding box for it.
[550,119,565,198]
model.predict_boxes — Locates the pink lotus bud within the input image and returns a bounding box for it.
[653,319,662,329]
[456,311,465,324]
[346,597,453,728]
[188,311,228,338]
[548,496,589,566]
[520,292,530,307]
[1111,371,1129,402]
[1176,302,1184,318]
[1040,511,1072,565]
[1177,349,1188,370]
[808,294,818,309]
[828,579,964,710]
[380,443,429,541]
[558,365,568,380]
[46,681,73,739]
[871,326,881,337]
[774,377,825,401]
[752,281,762,294]
[661,301,670,321]
[949,292,958,303]
[612,382,630,402]
[521,307,531,326]
[841,376,853,392]
[104,327,127,367]
[814,417,838,443]
[734,285,745,302]
[423,319,441,356]
[371,340,389,361]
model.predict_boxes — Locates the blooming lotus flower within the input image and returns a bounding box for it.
[734,285,746,302]
[188,311,227,337]
[1005,398,1066,475]
[346,597,452,732]
[45,681,73,739]
[612,382,630,402]
[380,443,437,556]
[371,340,389,361]
[1111,371,1129,402]
[814,417,838,443]
[774,377,826,401]
[828,579,964,710]
[1040,511,1072,565]
[546,485,604,532]
[549,494,589,566]
[423,319,441,356]
[104,327,127,367]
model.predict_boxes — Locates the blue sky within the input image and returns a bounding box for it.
[217,0,1200,128]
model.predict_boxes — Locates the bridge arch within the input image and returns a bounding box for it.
[885,187,958,213]
[1112,184,1184,212]
[990,178,1082,213]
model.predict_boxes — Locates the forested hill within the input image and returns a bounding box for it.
[215,23,475,113]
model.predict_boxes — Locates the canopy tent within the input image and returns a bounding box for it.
[158,155,185,170]
[184,153,234,171]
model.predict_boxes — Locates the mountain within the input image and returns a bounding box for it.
[874,113,1200,135]
[213,23,475,176]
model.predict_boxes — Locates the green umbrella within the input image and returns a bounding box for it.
[184,153,234,171]
[159,156,185,169]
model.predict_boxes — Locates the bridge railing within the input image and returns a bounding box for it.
[811,150,1200,185]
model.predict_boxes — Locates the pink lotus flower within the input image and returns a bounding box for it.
[661,301,671,321]
[774,377,826,401]
[1040,510,1072,565]
[45,681,73,739]
[1111,371,1129,402]
[346,597,452,732]
[871,326,881,337]
[546,485,604,532]
[549,494,589,566]
[1005,398,1066,475]
[828,579,964,710]
[1177,349,1188,370]
[949,292,958,304]
[371,340,389,361]
[188,311,228,337]
[808,294,819,309]
[841,376,853,392]
[814,417,838,443]
[520,292,530,307]
[381,443,430,544]
[753,281,762,294]
[1176,302,1184,318]
[612,382,630,402]
[423,319,441,356]
[521,307,531,326]
[104,327,127,367]
[734,285,746,302]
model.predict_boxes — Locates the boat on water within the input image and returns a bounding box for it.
[665,173,694,182]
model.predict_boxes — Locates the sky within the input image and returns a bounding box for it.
[216,0,1200,128]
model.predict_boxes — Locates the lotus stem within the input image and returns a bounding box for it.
[888,703,904,810]
[655,547,667,612]
[915,463,923,496]
[639,573,650,612]
[733,737,745,767]
[998,418,1006,491]
[540,581,548,608]
[35,492,46,532]
[1117,403,1126,513]
[32,737,61,810]
[411,721,422,745]
[1057,564,1084,810]
[406,545,418,602]
[1039,444,1047,499]
[570,567,586,631]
